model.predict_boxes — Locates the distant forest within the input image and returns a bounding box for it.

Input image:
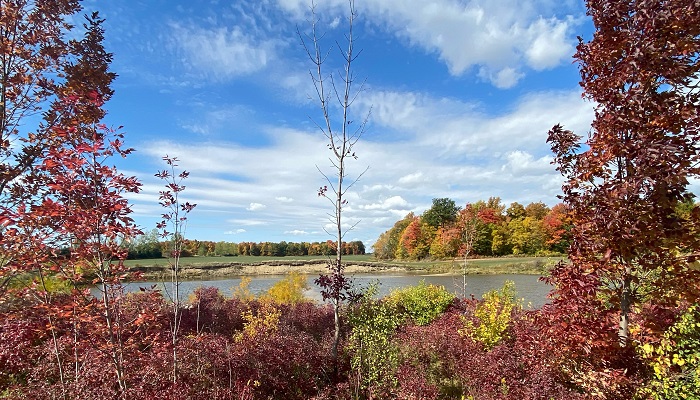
[374,197,569,260]
[375,196,699,261]
[125,230,366,259]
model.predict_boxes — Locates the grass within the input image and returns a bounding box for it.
[376,256,564,275]
[124,254,564,275]
[123,254,376,267]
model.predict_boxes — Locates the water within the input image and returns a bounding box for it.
[114,273,552,308]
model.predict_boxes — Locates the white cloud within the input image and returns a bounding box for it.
[224,229,246,235]
[360,196,409,210]
[229,219,268,226]
[247,202,267,211]
[284,229,309,235]
[478,67,525,89]
[501,150,553,175]
[525,17,574,70]
[277,0,580,87]
[132,87,593,244]
[181,105,255,136]
[398,172,426,185]
[170,23,275,80]
[329,16,340,29]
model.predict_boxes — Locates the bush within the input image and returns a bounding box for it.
[262,272,309,304]
[346,284,403,396]
[385,280,455,326]
[459,280,519,350]
[639,304,700,399]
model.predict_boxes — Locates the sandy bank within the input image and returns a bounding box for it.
[129,259,410,280]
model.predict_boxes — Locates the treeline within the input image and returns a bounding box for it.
[125,230,365,259]
[373,197,569,260]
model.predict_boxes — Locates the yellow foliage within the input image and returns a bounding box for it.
[459,280,520,350]
[232,276,255,302]
[234,301,281,342]
[262,272,309,304]
[637,304,700,399]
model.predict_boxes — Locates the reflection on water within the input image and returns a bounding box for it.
[114,273,552,308]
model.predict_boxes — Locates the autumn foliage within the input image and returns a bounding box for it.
[374,197,570,260]
[543,0,700,397]
[2,0,700,398]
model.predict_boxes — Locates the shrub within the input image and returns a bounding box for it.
[346,285,403,396]
[234,301,281,342]
[459,280,518,350]
[231,276,255,301]
[262,272,309,304]
[639,304,700,399]
[385,280,455,326]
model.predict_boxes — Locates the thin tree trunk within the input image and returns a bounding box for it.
[618,267,631,347]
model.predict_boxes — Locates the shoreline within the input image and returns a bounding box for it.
[128,259,414,280]
[126,257,552,280]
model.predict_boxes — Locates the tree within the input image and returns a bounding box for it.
[128,229,162,259]
[429,226,461,259]
[490,222,512,256]
[155,156,196,384]
[546,0,700,393]
[507,216,545,255]
[422,198,460,229]
[466,199,505,256]
[299,0,369,363]
[542,203,570,253]
[505,202,525,220]
[524,201,549,220]
[1,0,89,194]
[457,204,480,260]
[0,0,115,293]
[0,9,141,394]
[373,212,414,260]
[396,217,433,260]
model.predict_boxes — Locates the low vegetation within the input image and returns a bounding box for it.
[2,0,699,398]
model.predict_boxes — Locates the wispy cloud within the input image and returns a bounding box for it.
[284,229,309,235]
[169,22,277,80]
[130,87,593,244]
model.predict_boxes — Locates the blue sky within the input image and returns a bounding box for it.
[85,0,598,247]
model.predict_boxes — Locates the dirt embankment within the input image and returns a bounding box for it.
[128,259,409,280]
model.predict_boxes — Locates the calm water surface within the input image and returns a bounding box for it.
[119,273,552,308]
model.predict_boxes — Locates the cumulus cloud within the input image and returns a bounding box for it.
[224,229,246,234]
[398,172,427,185]
[133,87,593,245]
[501,150,553,175]
[276,0,579,88]
[247,202,267,211]
[360,196,409,210]
[478,67,525,89]
[525,17,574,70]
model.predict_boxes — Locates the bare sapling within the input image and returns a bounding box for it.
[155,155,196,383]
[298,0,371,363]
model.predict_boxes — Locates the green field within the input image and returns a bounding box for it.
[123,254,375,267]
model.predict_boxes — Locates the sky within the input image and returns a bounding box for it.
[83,0,598,247]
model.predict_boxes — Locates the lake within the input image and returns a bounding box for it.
[116,273,552,308]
